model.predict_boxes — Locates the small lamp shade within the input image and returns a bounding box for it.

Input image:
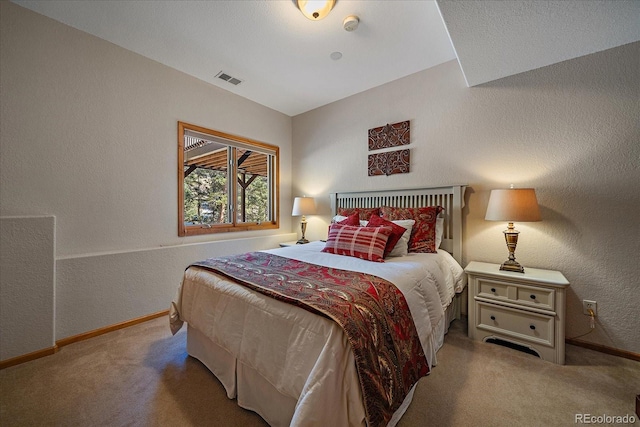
[485,188,541,222]
[485,188,541,273]
[292,197,316,216]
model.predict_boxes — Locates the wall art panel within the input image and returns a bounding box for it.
[368,149,410,176]
[368,120,410,151]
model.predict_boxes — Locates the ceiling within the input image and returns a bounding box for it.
[12,1,640,117]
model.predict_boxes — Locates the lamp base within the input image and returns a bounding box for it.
[499,259,524,273]
[500,226,525,273]
[297,218,309,245]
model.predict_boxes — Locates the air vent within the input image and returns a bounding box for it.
[216,71,243,86]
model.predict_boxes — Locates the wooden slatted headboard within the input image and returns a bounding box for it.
[330,186,466,264]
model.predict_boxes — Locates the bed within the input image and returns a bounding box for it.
[170,185,467,427]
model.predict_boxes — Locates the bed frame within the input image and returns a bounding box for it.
[330,185,467,264]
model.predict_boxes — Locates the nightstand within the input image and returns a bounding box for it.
[465,261,570,364]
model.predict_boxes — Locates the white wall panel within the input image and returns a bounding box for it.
[55,234,295,339]
[0,216,55,360]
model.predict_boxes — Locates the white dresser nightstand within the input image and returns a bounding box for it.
[465,261,570,364]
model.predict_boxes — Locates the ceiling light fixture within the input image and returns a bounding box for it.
[295,0,336,20]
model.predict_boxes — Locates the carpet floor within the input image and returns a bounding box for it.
[1,316,638,426]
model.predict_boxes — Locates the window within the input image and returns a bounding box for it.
[178,121,279,236]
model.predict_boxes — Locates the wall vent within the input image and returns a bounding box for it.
[216,71,242,86]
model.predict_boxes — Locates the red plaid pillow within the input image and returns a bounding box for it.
[366,214,407,258]
[380,206,444,253]
[337,207,380,221]
[322,223,392,262]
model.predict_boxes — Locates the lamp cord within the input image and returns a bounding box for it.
[567,308,596,340]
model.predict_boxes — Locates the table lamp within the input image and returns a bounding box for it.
[292,196,316,244]
[485,187,541,273]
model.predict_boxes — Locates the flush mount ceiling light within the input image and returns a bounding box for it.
[295,0,336,20]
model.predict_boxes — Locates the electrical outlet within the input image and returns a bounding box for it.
[583,300,597,316]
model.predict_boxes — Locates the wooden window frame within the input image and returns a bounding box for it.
[178,121,279,237]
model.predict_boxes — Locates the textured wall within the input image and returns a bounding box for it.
[0,216,55,360]
[0,2,295,344]
[0,2,293,257]
[292,43,640,353]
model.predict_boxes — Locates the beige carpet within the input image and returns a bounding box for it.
[1,316,638,426]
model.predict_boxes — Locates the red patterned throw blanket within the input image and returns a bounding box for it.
[191,252,429,427]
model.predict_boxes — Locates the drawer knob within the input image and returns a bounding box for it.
[490,315,496,321]
[491,288,496,293]
[530,294,536,300]
[530,324,536,330]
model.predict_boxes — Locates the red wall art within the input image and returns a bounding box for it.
[368,149,410,176]
[368,120,410,151]
[368,120,410,176]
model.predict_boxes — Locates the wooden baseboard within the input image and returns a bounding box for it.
[566,337,640,362]
[0,310,169,369]
[56,310,169,348]
[0,345,59,370]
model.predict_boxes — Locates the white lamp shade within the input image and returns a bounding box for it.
[292,197,316,216]
[485,188,541,222]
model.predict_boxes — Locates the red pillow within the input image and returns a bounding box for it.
[337,207,380,221]
[380,206,444,253]
[338,212,360,226]
[327,211,361,239]
[366,214,407,258]
[322,223,392,262]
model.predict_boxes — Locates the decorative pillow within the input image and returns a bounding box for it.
[366,214,407,258]
[380,206,444,253]
[328,213,361,237]
[337,207,380,221]
[322,223,392,262]
[337,212,360,226]
[435,217,444,249]
[387,219,415,257]
[331,214,348,223]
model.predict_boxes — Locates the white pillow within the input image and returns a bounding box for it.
[331,215,348,223]
[436,217,444,248]
[387,219,416,257]
[331,215,368,226]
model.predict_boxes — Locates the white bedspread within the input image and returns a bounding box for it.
[170,242,465,427]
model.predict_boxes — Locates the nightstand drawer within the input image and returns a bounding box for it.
[476,278,555,312]
[477,301,554,348]
[515,284,554,311]
[477,278,510,301]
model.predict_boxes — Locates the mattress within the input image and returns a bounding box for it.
[170,241,465,426]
